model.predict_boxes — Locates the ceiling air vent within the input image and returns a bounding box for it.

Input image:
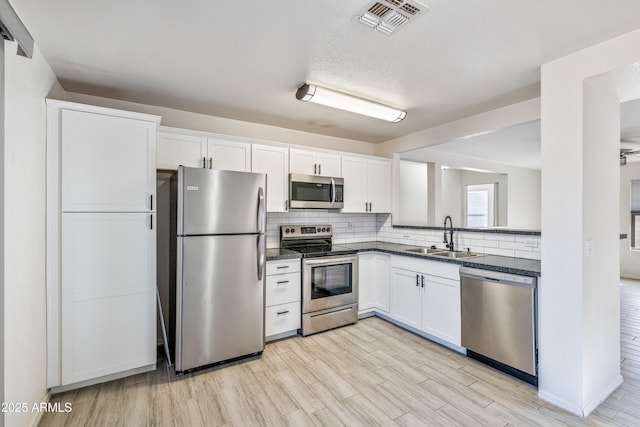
[355,0,428,35]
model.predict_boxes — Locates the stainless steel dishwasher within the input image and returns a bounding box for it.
[460,266,538,385]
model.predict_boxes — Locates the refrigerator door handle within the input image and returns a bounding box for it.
[257,187,266,233]
[257,234,265,281]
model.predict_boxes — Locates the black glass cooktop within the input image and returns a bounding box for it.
[281,242,356,258]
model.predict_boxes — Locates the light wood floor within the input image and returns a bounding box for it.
[40,280,640,427]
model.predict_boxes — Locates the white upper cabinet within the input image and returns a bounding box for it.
[290,148,341,177]
[157,132,207,170]
[157,129,251,172]
[207,138,251,172]
[251,144,289,212]
[341,155,391,213]
[60,109,157,212]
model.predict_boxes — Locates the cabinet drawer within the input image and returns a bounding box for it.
[266,272,301,306]
[266,259,300,275]
[265,302,301,337]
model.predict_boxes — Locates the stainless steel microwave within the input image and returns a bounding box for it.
[289,174,344,209]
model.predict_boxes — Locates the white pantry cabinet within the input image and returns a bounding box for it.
[46,100,160,390]
[289,148,341,177]
[60,108,156,212]
[157,128,251,172]
[265,259,301,340]
[358,252,390,315]
[251,144,289,212]
[60,213,156,385]
[390,256,461,347]
[341,155,391,213]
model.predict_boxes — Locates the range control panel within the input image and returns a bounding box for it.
[280,225,332,240]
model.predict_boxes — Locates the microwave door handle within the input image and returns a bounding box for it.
[330,178,336,206]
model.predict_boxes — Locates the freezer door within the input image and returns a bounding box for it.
[176,166,267,235]
[176,234,265,371]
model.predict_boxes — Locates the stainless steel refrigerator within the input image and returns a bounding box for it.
[170,166,267,372]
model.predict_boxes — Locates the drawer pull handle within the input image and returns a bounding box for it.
[277,310,290,315]
[277,280,289,284]
[276,266,290,269]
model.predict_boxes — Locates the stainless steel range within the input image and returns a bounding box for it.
[280,225,358,336]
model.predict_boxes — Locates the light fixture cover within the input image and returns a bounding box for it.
[295,83,406,123]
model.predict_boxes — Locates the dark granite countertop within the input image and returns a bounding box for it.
[267,241,541,277]
[265,248,301,261]
[341,241,541,277]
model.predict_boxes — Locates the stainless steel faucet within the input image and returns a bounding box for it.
[443,215,454,251]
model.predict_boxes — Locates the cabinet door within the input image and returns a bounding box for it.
[390,268,422,329]
[358,254,376,311]
[367,158,391,213]
[61,212,156,385]
[157,132,207,170]
[341,155,368,213]
[359,253,390,313]
[61,109,156,212]
[422,276,461,346]
[374,254,391,312]
[251,144,289,212]
[289,148,317,175]
[208,138,251,172]
[316,152,341,177]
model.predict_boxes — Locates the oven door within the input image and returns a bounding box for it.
[302,254,358,313]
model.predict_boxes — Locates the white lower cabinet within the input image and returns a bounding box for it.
[390,256,461,347]
[265,259,301,339]
[390,267,422,329]
[358,252,390,314]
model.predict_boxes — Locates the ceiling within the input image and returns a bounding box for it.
[10,0,640,143]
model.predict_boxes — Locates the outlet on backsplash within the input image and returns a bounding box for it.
[524,240,540,248]
[347,221,354,229]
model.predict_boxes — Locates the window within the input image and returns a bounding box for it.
[632,179,640,250]
[466,183,497,227]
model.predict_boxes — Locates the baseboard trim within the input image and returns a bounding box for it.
[50,363,156,394]
[538,374,624,417]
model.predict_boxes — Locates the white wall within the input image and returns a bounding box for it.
[620,161,640,279]
[3,41,64,427]
[401,148,541,229]
[0,38,5,427]
[538,28,640,415]
[64,92,379,157]
[441,168,463,222]
[398,161,429,225]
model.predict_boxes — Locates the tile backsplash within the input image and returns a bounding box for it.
[267,212,541,260]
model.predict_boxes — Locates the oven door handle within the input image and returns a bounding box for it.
[303,254,357,266]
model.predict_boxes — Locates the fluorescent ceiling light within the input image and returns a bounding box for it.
[295,83,407,123]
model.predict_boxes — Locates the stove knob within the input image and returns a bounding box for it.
[326,227,331,233]
[285,228,290,233]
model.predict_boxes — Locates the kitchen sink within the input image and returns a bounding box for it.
[405,247,448,254]
[431,251,479,259]
[405,247,479,259]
